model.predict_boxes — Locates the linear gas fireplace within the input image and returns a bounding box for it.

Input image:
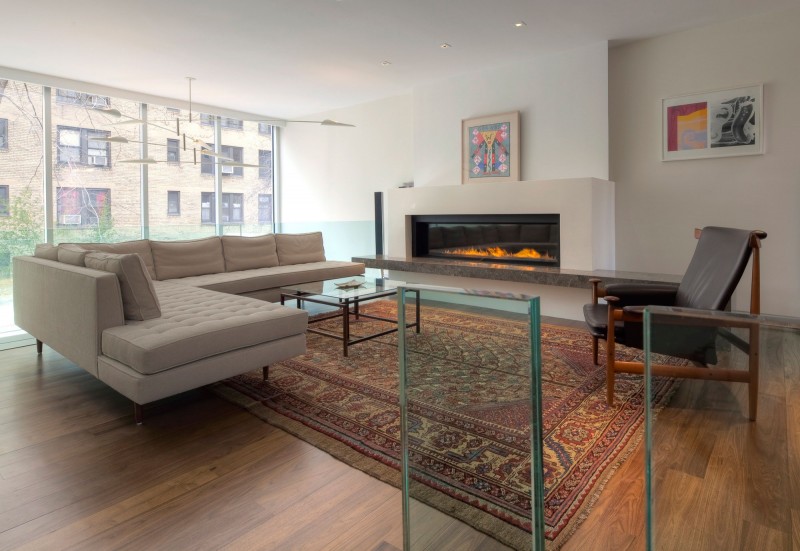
[411,214,560,267]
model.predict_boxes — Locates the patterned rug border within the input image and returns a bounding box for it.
[212,315,678,551]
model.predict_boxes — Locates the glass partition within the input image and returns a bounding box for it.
[398,285,544,551]
[644,306,799,550]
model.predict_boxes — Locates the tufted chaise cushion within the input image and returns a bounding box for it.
[100,281,307,375]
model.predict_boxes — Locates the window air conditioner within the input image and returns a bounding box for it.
[88,155,107,167]
[221,165,234,174]
[60,214,81,225]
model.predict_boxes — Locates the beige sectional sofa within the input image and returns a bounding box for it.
[13,232,364,423]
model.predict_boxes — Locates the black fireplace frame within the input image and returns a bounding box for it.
[411,213,560,267]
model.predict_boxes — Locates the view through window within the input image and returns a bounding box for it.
[0,76,275,339]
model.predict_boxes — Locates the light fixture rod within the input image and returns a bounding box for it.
[186,76,196,123]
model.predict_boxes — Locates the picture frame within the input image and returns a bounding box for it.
[462,111,520,184]
[662,84,763,161]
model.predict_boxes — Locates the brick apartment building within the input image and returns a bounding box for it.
[0,78,274,248]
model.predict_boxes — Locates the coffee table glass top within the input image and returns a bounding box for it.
[281,275,405,301]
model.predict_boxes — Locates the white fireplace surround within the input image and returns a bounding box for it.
[386,178,615,271]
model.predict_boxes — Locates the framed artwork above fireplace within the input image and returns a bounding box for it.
[462,111,520,184]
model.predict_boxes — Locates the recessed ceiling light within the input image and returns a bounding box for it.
[381,60,392,66]
[440,43,451,49]
[514,21,527,27]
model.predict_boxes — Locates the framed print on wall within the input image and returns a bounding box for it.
[662,84,763,161]
[462,111,520,184]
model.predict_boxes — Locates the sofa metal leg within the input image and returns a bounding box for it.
[134,403,144,425]
[36,339,43,355]
[262,365,269,381]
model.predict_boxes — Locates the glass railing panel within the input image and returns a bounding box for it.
[644,306,800,550]
[398,285,543,551]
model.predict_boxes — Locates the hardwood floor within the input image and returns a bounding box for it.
[1,323,797,550]
[0,345,500,551]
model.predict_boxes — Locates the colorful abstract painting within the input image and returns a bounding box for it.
[462,111,520,183]
[667,102,707,151]
[662,85,762,161]
[468,121,511,178]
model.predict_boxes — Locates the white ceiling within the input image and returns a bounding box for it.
[0,0,794,119]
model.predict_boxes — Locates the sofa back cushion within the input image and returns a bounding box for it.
[221,235,280,272]
[275,232,326,265]
[84,252,162,320]
[34,243,60,261]
[83,240,157,279]
[57,244,90,266]
[150,237,225,280]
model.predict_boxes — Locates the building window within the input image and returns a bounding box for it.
[0,185,9,216]
[200,192,243,224]
[55,89,110,108]
[258,149,272,180]
[200,144,244,176]
[167,138,180,163]
[167,191,180,215]
[200,114,243,130]
[56,187,110,227]
[0,118,7,150]
[258,122,272,135]
[258,194,272,224]
[56,126,111,167]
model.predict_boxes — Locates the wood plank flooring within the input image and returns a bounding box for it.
[1,321,797,550]
[0,345,500,551]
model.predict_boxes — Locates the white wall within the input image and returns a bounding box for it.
[610,7,800,316]
[279,94,413,223]
[412,41,609,187]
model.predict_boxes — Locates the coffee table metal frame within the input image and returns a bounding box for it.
[280,281,420,356]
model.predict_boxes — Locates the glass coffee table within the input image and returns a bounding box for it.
[280,276,420,356]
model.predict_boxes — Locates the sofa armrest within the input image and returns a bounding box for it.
[13,256,125,376]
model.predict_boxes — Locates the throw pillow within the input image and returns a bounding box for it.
[221,235,279,272]
[275,232,326,265]
[33,243,59,261]
[84,252,162,321]
[57,244,90,266]
[83,240,157,280]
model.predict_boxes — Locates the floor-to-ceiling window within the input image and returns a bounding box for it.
[0,76,275,341]
[52,89,142,244]
[0,80,44,339]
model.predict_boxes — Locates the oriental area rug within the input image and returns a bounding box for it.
[213,301,680,550]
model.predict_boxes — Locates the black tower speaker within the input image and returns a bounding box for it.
[374,191,384,255]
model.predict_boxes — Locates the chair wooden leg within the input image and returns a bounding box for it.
[36,339,43,355]
[134,402,144,425]
[592,336,599,366]
[262,365,269,381]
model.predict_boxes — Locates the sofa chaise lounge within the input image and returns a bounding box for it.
[13,232,365,423]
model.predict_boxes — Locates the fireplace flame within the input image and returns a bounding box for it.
[442,246,555,260]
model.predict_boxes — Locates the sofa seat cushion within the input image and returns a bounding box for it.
[162,261,365,296]
[101,282,307,375]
